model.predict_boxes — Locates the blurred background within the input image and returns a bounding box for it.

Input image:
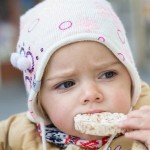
[0,0,150,121]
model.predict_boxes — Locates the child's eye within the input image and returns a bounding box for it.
[56,81,75,89]
[100,71,117,79]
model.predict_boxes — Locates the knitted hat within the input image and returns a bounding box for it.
[11,0,141,124]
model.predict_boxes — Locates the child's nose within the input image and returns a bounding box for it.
[80,83,103,105]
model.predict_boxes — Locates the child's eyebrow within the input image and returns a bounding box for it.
[97,61,121,70]
[45,69,76,81]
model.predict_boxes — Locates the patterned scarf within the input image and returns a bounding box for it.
[37,124,109,149]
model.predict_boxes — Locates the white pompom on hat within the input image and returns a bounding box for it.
[11,53,32,71]
[11,0,141,124]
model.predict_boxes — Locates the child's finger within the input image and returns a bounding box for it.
[139,105,150,111]
[118,117,150,130]
[128,108,150,118]
[125,130,150,149]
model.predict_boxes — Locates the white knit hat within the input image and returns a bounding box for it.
[11,0,141,124]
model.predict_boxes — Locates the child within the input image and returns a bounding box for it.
[0,0,150,149]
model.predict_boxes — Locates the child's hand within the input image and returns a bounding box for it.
[118,106,150,150]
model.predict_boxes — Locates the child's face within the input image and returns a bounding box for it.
[40,41,132,140]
